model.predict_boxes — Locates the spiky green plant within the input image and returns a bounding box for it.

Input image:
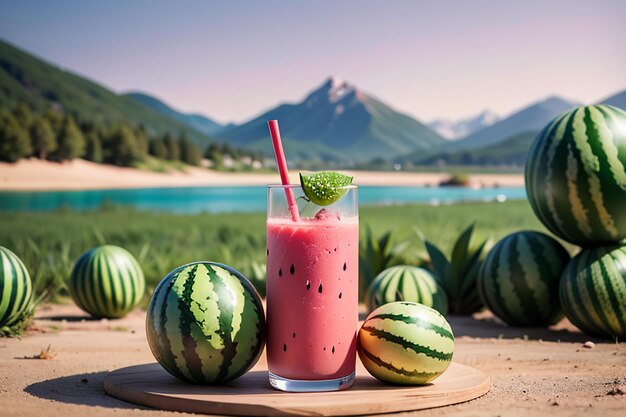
[359,225,425,301]
[419,224,488,315]
[245,261,266,297]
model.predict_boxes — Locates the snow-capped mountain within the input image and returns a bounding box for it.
[217,77,445,162]
[427,110,500,140]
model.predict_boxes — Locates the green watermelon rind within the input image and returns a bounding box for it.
[145,261,266,384]
[357,301,454,385]
[0,246,32,328]
[366,265,449,316]
[477,231,569,327]
[525,104,626,246]
[69,245,145,319]
[559,245,626,339]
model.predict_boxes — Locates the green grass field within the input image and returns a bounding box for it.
[0,200,553,303]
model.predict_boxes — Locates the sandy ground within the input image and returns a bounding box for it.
[0,303,623,417]
[0,159,524,191]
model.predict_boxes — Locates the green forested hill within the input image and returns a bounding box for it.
[0,39,212,145]
[400,130,538,167]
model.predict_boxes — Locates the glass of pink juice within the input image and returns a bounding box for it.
[266,184,358,392]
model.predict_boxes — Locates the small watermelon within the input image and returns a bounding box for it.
[560,245,626,339]
[525,105,626,246]
[0,246,32,328]
[358,301,454,385]
[146,261,266,384]
[366,266,448,315]
[69,245,145,319]
[478,231,569,327]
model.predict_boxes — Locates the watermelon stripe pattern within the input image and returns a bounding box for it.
[478,231,569,327]
[0,247,32,327]
[526,105,626,245]
[358,302,454,385]
[146,262,265,384]
[70,245,145,318]
[560,245,626,339]
[366,266,448,315]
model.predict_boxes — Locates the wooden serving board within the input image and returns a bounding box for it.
[104,362,490,416]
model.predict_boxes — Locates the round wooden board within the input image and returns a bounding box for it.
[105,362,489,416]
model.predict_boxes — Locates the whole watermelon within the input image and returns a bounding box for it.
[525,105,626,246]
[0,247,32,327]
[70,245,145,318]
[478,231,569,326]
[560,245,626,339]
[146,261,266,384]
[366,266,448,315]
[358,301,454,385]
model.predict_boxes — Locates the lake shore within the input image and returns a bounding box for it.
[0,159,524,191]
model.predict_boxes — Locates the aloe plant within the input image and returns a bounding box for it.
[359,225,422,301]
[419,224,488,315]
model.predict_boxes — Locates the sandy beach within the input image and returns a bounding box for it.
[0,303,623,417]
[0,159,524,191]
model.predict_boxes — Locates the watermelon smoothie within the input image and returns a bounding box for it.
[266,185,358,391]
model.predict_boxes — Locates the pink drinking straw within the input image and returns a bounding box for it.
[267,120,301,222]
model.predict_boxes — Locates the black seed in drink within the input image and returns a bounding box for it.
[324,347,326,351]
[292,332,296,338]
[332,346,335,354]
[283,343,287,352]
[306,280,311,290]
[339,292,342,299]
[279,268,282,277]
[343,262,347,271]
[318,283,323,293]
[290,264,295,275]
[267,249,269,256]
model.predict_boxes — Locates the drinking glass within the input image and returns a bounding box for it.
[266,185,358,392]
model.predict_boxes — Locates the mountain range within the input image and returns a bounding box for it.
[1,37,625,166]
[125,92,224,136]
[427,110,500,140]
[216,77,444,162]
[400,90,626,166]
[600,89,626,110]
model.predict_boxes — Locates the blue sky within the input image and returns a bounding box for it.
[1,0,625,124]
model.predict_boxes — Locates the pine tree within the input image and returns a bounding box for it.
[55,115,86,161]
[12,102,34,130]
[149,138,168,159]
[85,130,103,163]
[135,124,149,157]
[44,109,64,136]
[109,125,139,166]
[30,116,56,159]
[204,142,223,167]
[164,133,180,161]
[0,111,31,162]
[179,133,202,166]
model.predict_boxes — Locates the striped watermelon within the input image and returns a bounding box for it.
[0,247,32,327]
[478,231,569,327]
[366,266,448,315]
[358,301,454,385]
[525,105,626,246]
[69,245,145,319]
[560,245,626,339]
[146,262,265,384]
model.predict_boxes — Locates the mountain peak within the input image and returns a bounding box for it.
[428,109,500,140]
[305,77,360,107]
[538,95,579,108]
[218,77,444,162]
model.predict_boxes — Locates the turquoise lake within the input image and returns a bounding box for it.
[0,186,527,213]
